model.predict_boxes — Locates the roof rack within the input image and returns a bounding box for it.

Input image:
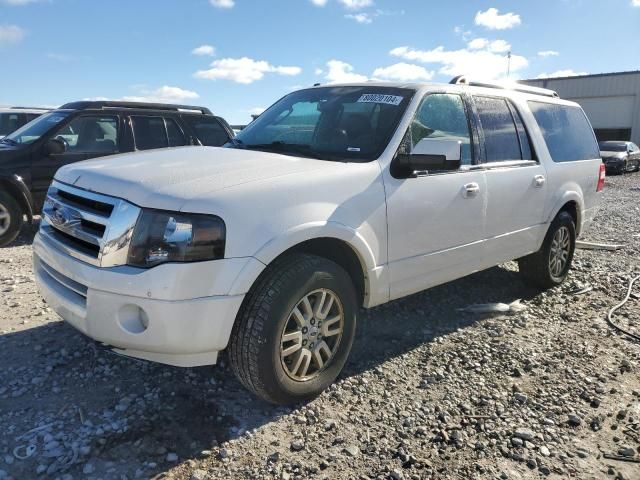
[449,75,560,98]
[58,101,212,115]
[9,106,51,111]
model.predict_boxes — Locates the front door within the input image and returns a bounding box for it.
[384,92,487,300]
[31,114,120,208]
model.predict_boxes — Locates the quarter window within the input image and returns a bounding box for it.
[410,94,473,165]
[52,116,119,153]
[528,101,600,162]
[474,96,522,162]
[132,116,168,150]
[165,118,187,147]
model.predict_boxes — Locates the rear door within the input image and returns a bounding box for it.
[472,95,547,261]
[31,114,120,207]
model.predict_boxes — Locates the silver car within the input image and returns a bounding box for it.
[599,140,640,174]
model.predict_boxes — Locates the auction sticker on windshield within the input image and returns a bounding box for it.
[357,94,403,106]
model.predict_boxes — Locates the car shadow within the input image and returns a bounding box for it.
[0,264,540,479]
[4,218,39,248]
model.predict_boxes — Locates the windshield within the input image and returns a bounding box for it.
[2,111,71,145]
[599,142,627,152]
[228,86,415,161]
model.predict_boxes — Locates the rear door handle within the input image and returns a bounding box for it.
[534,175,546,187]
[463,182,480,198]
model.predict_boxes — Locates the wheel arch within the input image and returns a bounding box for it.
[0,174,34,222]
[547,192,583,236]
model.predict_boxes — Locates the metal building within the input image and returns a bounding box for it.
[522,71,640,145]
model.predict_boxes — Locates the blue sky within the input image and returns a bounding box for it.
[1,0,639,124]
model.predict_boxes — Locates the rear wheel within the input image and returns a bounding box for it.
[0,191,23,247]
[518,211,576,289]
[228,253,357,405]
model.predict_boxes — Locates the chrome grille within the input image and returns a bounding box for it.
[41,180,141,267]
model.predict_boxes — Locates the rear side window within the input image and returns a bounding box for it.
[474,96,522,162]
[165,118,187,147]
[528,102,599,162]
[182,116,229,147]
[132,116,167,150]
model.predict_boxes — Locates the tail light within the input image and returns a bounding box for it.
[596,163,606,192]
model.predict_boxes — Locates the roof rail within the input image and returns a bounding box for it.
[58,101,212,115]
[449,75,560,98]
[9,106,51,111]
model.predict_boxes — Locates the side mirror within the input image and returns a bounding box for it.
[394,138,462,177]
[46,138,66,155]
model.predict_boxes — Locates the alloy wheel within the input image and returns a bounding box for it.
[549,226,571,278]
[0,203,10,237]
[280,288,344,382]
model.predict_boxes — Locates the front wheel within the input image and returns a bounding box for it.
[228,253,357,405]
[0,191,24,247]
[518,211,576,289]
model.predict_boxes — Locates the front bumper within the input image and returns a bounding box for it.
[33,233,257,367]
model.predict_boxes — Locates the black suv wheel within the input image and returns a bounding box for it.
[229,253,357,405]
[0,191,23,247]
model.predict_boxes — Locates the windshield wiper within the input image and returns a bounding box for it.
[0,138,17,146]
[243,141,328,160]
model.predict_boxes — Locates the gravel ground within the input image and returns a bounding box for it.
[0,174,639,480]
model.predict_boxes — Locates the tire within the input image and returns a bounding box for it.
[518,211,576,290]
[0,191,24,247]
[228,253,358,405]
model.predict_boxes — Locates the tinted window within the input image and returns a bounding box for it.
[165,118,187,147]
[183,116,229,147]
[132,116,168,150]
[529,102,599,162]
[599,142,627,152]
[510,104,534,161]
[0,113,22,135]
[411,94,472,165]
[52,115,118,153]
[475,96,522,162]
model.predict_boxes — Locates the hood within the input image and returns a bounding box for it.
[55,146,341,210]
[600,151,626,160]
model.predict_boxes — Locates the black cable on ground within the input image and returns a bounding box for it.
[606,273,640,342]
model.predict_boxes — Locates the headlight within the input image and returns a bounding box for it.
[127,210,226,268]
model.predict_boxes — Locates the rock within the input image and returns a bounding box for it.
[618,446,636,458]
[567,414,581,426]
[83,463,95,475]
[290,439,304,451]
[166,452,179,462]
[514,428,535,441]
[539,445,551,457]
[190,469,208,480]
[343,444,360,457]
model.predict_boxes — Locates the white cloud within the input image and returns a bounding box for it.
[390,44,527,81]
[209,0,234,8]
[345,12,373,23]
[536,70,588,79]
[309,0,328,5]
[325,60,368,83]
[192,45,216,56]
[314,68,324,75]
[538,50,559,57]
[339,0,373,9]
[372,63,434,82]
[0,24,25,46]
[248,107,266,116]
[87,86,200,105]
[468,38,510,53]
[1,0,38,5]
[475,8,521,30]
[194,57,302,84]
[633,0,640,6]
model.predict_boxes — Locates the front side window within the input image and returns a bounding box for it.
[2,111,70,145]
[529,101,600,162]
[230,86,415,162]
[410,93,473,165]
[182,116,229,146]
[475,96,523,162]
[52,115,119,153]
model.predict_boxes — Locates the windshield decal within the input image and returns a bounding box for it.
[357,94,403,106]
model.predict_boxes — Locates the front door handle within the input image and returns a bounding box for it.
[534,175,546,187]
[463,182,480,198]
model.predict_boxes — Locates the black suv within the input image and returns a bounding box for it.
[0,101,234,246]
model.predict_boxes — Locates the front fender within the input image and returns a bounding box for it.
[0,173,34,222]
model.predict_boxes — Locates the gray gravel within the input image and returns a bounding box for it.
[1,173,639,480]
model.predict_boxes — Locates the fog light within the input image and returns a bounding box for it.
[118,305,149,334]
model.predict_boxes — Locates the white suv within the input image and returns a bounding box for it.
[33,79,604,404]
